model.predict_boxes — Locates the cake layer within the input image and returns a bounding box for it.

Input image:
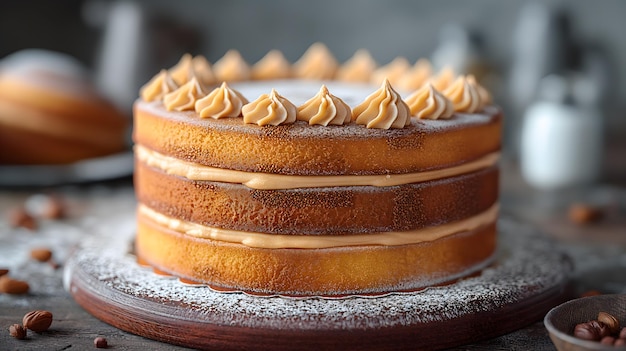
[135,160,498,235]
[136,212,497,295]
[134,100,501,176]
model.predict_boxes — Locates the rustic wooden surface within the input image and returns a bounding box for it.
[1,159,625,351]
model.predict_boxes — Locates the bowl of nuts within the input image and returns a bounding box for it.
[544,294,626,350]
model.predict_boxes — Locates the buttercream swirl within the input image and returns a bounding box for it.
[405,84,454,119]
[139,69,178,102]
[443,76,482,113]
[251,50,291,80]
[168,54,215,86]
[293,42,338,80]
[163,76,206,111]
[352,79,411,129]
[213,50,251,82]
[397,58,432,91]
[467,75,492,107]
[242,89,297,126]
[192,55,216,85]
[429,66,456,91]
[297,85,351,126]
[168,53,193,86]
[371,57,410,86]
[336,49,377,83]
[195,82,248,119]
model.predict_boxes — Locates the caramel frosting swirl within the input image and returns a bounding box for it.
[405,84,454,119]
[163,76,206,111]
[192,55,216,85]
[429,66,456,91]
[336,49,377,83]
[251,50,291,80]
[467,75,492,107]
[443,76,482,113]
[139,69,178,102]
[168,54,215,86]
[293,42,338,80]
[168,53,193,85]
[213,50,251,82]
[195,82,248,119]
[371,57,410,86]
[352,79,411,129]
[397,58,432,91]
[297,85,351,126]
[242,89,297,126]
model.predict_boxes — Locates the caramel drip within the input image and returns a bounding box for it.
[252,50,292,80]
[139,70,178,102]
[405,84,454,119]
[139,203,499,249]
[397,58,432,91]
[163,77,206,111]
[242,89,297,126]
[336,49,377,83]
[443,76,482,113]
[136,145,500,190]
[352,79,411,129]
[213,50,251,82]
[297,85,351,126]
[371,57,410,86]
[293,43,338,80]
[195,82,248,119]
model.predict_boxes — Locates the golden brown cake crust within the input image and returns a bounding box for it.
[136,214,497,295]
[135,161,498,235]
[134,100,501,175]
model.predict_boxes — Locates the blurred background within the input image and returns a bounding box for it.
[0,0,624,186]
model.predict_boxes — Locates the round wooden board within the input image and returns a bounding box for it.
[65,218,572,351]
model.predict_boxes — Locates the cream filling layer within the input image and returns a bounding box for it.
[135,145,500,190]
[139,203,498,249]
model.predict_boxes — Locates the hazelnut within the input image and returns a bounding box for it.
[30,248,52,262]
[40,195,65,219]
[590,320,611,339]
[0,276,30,294]
[575,322,603,341]
[9,324,26,340]
[94,336,108,348]
[568,203,604,225]
[580,290,602,298]
[616,338,626,347]
[598,311,620,335]
[601,336,616,345]
[6,207,37,230]
[22,310,53,333]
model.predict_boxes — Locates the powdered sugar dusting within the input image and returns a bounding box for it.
[66,217,571,330]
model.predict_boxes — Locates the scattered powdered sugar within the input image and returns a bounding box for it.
[66,217,571,330]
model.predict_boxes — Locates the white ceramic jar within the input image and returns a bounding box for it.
[520,99,603,189]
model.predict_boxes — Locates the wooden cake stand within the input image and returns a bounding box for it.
[65,217,572,351]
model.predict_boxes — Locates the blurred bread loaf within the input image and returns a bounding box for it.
[0,50,129,165]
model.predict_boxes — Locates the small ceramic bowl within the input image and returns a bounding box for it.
[544,294,626,351]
